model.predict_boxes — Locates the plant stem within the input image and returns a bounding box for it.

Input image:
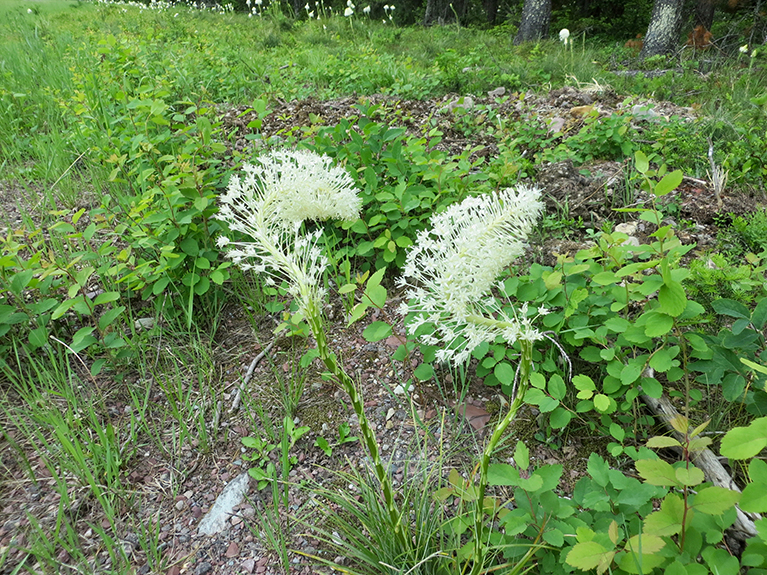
[305,310,407,548]
[471,339,533,575]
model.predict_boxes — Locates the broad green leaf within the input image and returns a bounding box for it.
[693,486,740,515]
[620,362,643,386]
[741,482,767,513]
[646,436,682,449]
[494,362,515,384]
[752,297,767,329]
[413,363,434,381]
[654,169,683,196]
[487,463,520,486]
[593,394,611,413]
[617,550,666,574]
[28,326,48,349]
[362,321,392,342]
[69,326,98,353]
[635,458,678,486]
[643,311,674,337]
[720,418,767,459]
[548,373,566,400]
[550,407,572,429]
[93,291,120,306]
[98,306,126,332]
[675,466,705,487]
[658,280,688,317]
[634,150,649,174]
[588,453,610,488]
[711,298,750,319]
[338,283,357,294]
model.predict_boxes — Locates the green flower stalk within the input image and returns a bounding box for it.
[215,150,407,545]
[399,186,544,573]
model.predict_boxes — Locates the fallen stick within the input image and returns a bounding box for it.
[641,391,760,539]
[230,339,277,414]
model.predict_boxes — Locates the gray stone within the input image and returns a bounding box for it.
[197,472,251,536]
[194,562,213,575]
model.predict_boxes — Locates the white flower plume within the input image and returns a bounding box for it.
[398,185,545,365]
[559,28,570,45]
[215,150,361,316]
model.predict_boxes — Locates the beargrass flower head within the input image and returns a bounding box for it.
[740,44,749,54]
[344,6,353,15]
[398,186,545,365]
[559,28,570,45]
[215,150,361,316]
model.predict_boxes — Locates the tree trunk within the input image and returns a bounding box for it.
[423,0,467,25]
[640,0,684,58]
[483,0,499,25]
[514,0,552,45]
[694,0,716,30]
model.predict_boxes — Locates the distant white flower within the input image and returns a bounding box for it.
[255,0,262,5]
[309,10,314,17]
[389,5,394,10]
[559,28,570,45]
[215,150,361,317]
[344,6,353,16]
[305,2,309,9]
[383,4,389,9]
[346,0,354,7]
[174,12,178,16]
[740,44,749,54]
[363,5,370,14]
[398,186,544,365]
[27,7,32,12]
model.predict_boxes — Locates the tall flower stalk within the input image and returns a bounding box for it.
[215,150,408,547]
[399,185,544,574]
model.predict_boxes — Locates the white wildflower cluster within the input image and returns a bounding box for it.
[383,3,394,21]
[344,0,354,17]
[559,28,570,45]
[93,0,234,15]
[215,150,361,316]
[397,186,545,365]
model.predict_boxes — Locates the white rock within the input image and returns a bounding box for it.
[134,317,155,330]
[197,472,251,536]
[614,222,638,235]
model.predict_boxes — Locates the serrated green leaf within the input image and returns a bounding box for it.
[644,494,684,536]
[712,298,750,319]
[635,458,678,486]
[565,541,613,571]
[588,453,610,487]
[593,394,611,413]
[675,465,704,486]
[693,486,740,515]
[658,280,687,317]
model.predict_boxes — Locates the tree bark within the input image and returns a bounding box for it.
[514,0,552,45]
[694,0,716,30]
[640,0,685,58]
[423,0,467,25]
[483,0,499,25]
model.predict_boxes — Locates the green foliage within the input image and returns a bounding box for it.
[306,103,491,268]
